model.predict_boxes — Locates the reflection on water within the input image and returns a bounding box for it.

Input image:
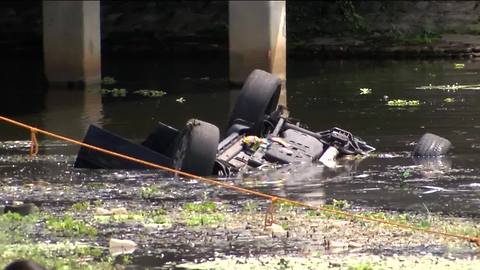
[1,57,480,215]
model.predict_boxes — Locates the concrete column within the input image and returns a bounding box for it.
[43,1,101,87]
[229,1,286,105]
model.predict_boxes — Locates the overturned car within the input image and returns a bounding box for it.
[75,70,451,176]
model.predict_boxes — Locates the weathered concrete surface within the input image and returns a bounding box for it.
[229,1,286,104]
[229,1,286,83]
[43,1,101,86]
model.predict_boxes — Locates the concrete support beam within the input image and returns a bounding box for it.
[229,1,286,105]
[43,1,101,86]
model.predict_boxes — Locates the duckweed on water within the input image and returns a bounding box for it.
[0,242,113,270]
[176,97,186,103]
[71,201,90,212]
[444,97,455,103]
[0,212,39,243]
[416,83,480,91]
[359,88,372,95]
[140,185,159,200]
[101,76,117,85]
[182,200,225,226]
[178,254,480,270]
[133,89,167,97]
[46,215,97,237]
[100,88,127,97]
[386,99,420,106]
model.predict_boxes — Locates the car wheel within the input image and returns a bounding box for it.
[228,69,281,135]
[173,119,220,176]
[413,133,451,156]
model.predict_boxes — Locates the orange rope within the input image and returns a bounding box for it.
[0,115,478,246]
[264,197,277,227]
[30,128,39,156]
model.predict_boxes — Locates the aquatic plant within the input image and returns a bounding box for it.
[359,88,372,95]
[182,200,225,226]
[133,89,167,97]
[183,201,217,213]
[176,97,186,103]
[71,201,90,212]
[277,258,291,270]
[348,262,374,270]
[101,76,117,85]
[46,215,97,237]
[242,201,258,213]
[0,241,112,270]
[100,88,127,97]
[0,212,39,244]
[416,83,480,91]
[443,97,455,103]
[140,186,159,200]
[386,99,420,106]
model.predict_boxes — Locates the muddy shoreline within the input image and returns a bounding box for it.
[0,156,478,269]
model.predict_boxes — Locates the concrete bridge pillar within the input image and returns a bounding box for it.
[42,1,101,87]
[229,1,287,105]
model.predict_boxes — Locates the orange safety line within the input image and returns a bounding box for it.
[264,197,277,227]
[0,115,478,246]
[30,128,39,156]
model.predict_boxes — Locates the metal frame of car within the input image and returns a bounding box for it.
[74,69,375,176]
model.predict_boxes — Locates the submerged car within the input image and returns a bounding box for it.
[74,70,451,176]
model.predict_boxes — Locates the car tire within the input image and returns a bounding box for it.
[173,119,220,176]
[228,69,281,135]
[413,133,451,156]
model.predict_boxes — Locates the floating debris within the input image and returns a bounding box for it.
[421,186,452,194]
[453,63,465,69]
[109,238,137,256]
[386,99,420,106]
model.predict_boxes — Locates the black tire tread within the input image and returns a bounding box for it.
[228,69,281,135]
[413,133,451,156]
[175,119,220,176]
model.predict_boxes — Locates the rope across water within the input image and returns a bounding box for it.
[0,115,478,246]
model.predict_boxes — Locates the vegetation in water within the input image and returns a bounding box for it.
[182,200,225,226]
[101,76,117,85]
[71,201,90,212]
[359,88,372,95]
[386,99,420,106]
[0,242,113,270]
[100,88,127,97]
[416,83,480,91]
[176,97,186,103]
[0,212,39,243]
[46,215,97,237]
[242,201,258,213]
[393,30,441,45]
[133,89,167,97]
[443,97,455,103]
[140,185,159,200]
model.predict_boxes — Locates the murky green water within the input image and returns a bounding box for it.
[1,57,480,216]
[2,56,480,267]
